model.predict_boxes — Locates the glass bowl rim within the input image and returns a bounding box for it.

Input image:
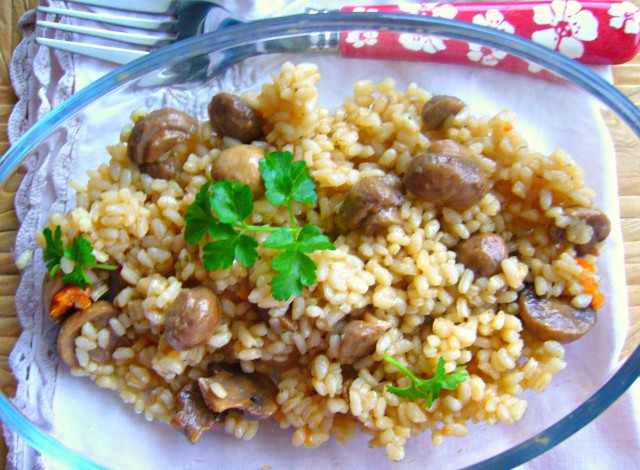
[1,11,639,469]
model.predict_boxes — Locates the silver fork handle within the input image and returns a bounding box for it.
[64,0,176,14]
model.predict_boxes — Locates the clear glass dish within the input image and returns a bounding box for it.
[1,12,639,469]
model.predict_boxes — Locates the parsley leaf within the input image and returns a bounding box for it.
[296,224,336,253]
[184,181,216,244]
[203,223,258,270]
[262,227,295,249]
[270,248,318,301]
[62,236,98,289]
[266,225,334,300]
[260,151,317,206]
[211,180,254,224]
[42,226,64,276]
[384,356,468,408]
[42,231,117,290]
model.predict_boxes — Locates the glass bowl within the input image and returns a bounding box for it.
[1,11,639,469]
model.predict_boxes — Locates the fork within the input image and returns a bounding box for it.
[36,0,239,64]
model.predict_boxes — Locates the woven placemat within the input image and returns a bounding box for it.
[0,1,638,466]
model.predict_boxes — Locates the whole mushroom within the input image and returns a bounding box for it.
[128,108,198,179]
[421,95,466,131]
[337,174,404,235]
[210,145,265,197]
[165,287,222,351]
[208,93,264,143]
[403,150,488,210]
[456,233,509,277]
[337,315,391,364]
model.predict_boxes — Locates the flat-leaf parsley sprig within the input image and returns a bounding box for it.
[383,355,469,408]
[42,226,117,289]
[184,150,335,301]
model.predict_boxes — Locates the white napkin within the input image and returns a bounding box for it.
[7,1,640,469]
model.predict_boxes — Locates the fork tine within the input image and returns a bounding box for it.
[37,20,176,47]
[37,6,177,32]
[64,0,176,14]
[35,37,147,64]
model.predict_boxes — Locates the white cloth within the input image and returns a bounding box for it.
[6,1,640,469]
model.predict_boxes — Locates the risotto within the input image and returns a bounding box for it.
[37,62,610,461]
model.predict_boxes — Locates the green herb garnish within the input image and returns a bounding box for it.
[43,226,64,277]
[384,355,469,408]
[184,150,335,301]
[42,227,117,289]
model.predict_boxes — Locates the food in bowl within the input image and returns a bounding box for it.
[36,62,610,461]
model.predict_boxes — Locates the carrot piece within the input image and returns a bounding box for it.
[50,285,91,318]
[575,257,604,309]
[576,258,595,273]
[592,292,605,309]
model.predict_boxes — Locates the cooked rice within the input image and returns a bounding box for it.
[38,62,608,461]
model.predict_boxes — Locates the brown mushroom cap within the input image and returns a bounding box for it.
[165,287,222,351]
[171,382,224,443]
[127,108,197,179]
[198,369,278,419]
[403,151,488,210]
[211,145,265,197]
[456,233,509,277]
[337,174,404,235]
[208,93,264,143]
[337,315,391,364]
[57,301,120,368]
[519,286,596,343]
[422,95,466,131]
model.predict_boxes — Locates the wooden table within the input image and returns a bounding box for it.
[0,1,638,467]
[0,1,38,467]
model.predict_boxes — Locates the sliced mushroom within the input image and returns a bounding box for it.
[337,315,391,364]
[519,286,596,343]
[456,233,509,277]
[57,300,121,368]
[548,205,611,256]
[171,382,224,443]
[165,287,222,351]
[422,95,466,131]
[208,93,264,143]
[210,145,265,197]
[337,174,404,235]
[128,108,197,180]
[198,369,278,419]
[403,151,488,210]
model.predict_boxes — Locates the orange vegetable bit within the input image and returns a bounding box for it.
[576,257,596,273]
[50,285,91,318]
[575,257,604,309]
[591,292,605,310]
